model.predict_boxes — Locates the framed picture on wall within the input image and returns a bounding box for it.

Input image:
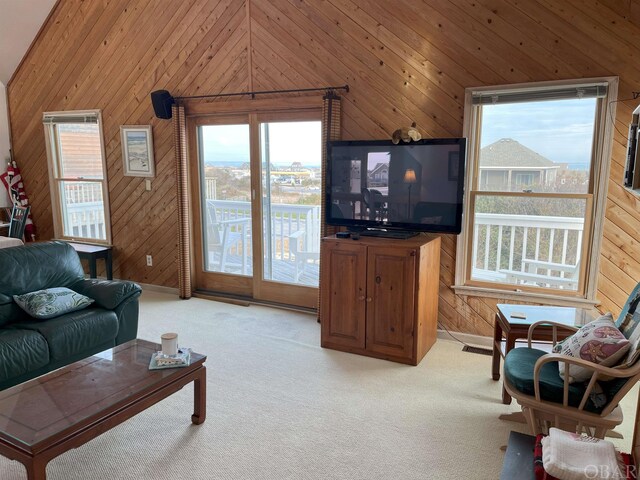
[121,125,155,177]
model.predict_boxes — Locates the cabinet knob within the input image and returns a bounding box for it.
[358,295,365,301]
[366,297,372,302]
[375,275,381,284]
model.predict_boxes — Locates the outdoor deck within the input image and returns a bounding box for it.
[207,252,319,287]
[66,194,585,291]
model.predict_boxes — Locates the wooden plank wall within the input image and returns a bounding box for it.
[7,0,640,336]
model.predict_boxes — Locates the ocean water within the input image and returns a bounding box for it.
[205,160,321,168]
[567,163,589,171]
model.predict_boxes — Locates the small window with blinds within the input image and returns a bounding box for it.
[455,78,618,301]
[43,111,111,244]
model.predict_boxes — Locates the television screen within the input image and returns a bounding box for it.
[326,138,467,234]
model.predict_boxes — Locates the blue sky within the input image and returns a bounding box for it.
[202,122,321,166]
[200,99,596,167]
[480,98,597,165]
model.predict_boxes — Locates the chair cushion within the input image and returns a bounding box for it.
[11,308,118,361]
[13,287,94,320]
[0,328,50,383]
[504,347,622,414]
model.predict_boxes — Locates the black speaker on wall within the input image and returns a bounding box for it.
[150,90,175,119]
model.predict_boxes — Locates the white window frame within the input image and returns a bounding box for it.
[454,77,618,307]
[43,110,112,245]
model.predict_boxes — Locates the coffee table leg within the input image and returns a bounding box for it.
[25,458,47,480]
[492,314,502,381]
[192,366,206,425]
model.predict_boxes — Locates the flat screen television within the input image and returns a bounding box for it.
[326,138,467,235]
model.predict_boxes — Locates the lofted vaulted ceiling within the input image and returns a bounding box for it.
[0,0,58,85]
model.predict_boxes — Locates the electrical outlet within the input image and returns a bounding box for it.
[146,255,153,267]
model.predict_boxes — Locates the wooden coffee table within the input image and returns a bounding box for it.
[0,339,206,480]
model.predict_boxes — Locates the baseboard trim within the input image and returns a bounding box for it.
[437,329,493,348]
[138,282,179,296]
[193,289,317,316]
[135,286,495,344]
[192,291,251,307]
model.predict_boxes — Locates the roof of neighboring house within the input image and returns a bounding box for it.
[369,163,389,175]
[58,129,104,178]
[480,138,558,169]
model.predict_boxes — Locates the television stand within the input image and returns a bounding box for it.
[320,234,440,365]
[349,228,419,240]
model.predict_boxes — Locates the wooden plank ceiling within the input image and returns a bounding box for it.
[7,0,640,336]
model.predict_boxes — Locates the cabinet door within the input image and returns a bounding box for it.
[365,246,416,358]
[320,241,367,349]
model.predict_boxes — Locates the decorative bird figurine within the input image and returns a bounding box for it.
[391,122,422,144]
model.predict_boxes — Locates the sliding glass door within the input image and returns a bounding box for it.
[199,123,253,277]
[190,112,322,308]
[260,120,321,287]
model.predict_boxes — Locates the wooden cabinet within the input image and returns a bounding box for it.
[320,235,441,365]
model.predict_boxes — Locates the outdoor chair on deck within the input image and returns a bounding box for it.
[361,188,386,221]
[288,229,319,282]
[205,201,250,274]
[503,282,640,438]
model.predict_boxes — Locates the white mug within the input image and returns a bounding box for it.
[161,332,178,356]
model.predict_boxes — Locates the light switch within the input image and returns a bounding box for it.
[145,179,152,191]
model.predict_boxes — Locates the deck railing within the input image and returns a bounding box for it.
[471,213,584,285]
[206,199,321,259]
[64,202,106,240]
[60,183,107,240]
[63,189,582,288]
[63,194,320,254]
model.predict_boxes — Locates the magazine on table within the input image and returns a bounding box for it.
[148,348,192,370]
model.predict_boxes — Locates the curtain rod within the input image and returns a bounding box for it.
[151,85,348,119]
[175,84,349,101]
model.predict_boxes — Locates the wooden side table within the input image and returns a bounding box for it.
[493,304,598,404]
[67,242,113,280]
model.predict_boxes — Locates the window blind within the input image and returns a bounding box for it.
[42,112,99,124]
[318,91,342,319]
[472,83,608,105]
[173,104,192,299]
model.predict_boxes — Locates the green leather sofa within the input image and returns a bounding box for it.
[0,241,142,390]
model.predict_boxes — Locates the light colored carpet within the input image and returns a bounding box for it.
[1,291,637,479]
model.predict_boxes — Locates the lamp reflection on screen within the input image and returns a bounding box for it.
[404,168,417,219]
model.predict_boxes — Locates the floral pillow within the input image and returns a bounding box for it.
[13,287,94,320]
[554,313,631,383]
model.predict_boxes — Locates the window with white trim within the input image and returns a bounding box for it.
[455,78,618,302]
[43,111,111,244]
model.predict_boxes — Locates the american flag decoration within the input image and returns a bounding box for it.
[0,160,36,241]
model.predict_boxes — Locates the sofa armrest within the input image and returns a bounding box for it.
[71,279,142,310]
